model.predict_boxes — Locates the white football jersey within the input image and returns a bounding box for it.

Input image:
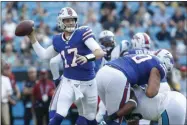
[132,86,170,121]
[111,40,130,60]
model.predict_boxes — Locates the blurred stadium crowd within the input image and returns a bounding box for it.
[1,1,187,125]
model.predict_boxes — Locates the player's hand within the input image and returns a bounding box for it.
[125,113,143,122]
[27,28,37,44]
[54,77,61,87]
[76,54,87,65]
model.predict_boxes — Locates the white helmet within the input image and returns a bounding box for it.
[131,32,152,49]
[99,30,116,47]
[99,30,114,39]
[155,49,174,72]
[57,7,78,32]
[99,30,116,60]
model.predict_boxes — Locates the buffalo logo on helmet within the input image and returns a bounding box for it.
[143,33,149,44]
[66,7,73,16]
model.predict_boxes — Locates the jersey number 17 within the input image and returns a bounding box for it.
[61,48,78,68]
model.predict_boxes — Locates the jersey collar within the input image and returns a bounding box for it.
[61,30,77,43]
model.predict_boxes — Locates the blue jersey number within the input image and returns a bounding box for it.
[61,48,78,68]
[132,54,152,64]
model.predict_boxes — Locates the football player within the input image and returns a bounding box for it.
[95,30,130,72]
[27,7,105,125]
[96,49,174,125]
[94,30,116,73]
[48,30,123,124]
[95,30,130,122]
[97,33,172,124]
[124,33,171,125]
[117,32,171,93]
[126,84,186,125]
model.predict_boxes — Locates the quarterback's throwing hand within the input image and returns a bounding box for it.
[76,54,87,65]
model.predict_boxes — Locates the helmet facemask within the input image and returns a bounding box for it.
[99,36,115,61]
[62,18,77,33]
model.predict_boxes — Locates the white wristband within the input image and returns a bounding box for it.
[129,99,137,108]
[85,54,96,61]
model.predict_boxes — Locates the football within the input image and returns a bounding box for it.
[15,20,34,36]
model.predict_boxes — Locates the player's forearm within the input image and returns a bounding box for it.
[118,101,137,116]
[28,31,57,60]
[105,101,137,122]
[84,37,106,59]
[93,49,106,59]
[107,89,137,121]
[32,43,58,60]
[146,68,160,98]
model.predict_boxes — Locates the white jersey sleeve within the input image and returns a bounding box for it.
[111,40,130,60]
[132,86,169,121]
[84,37,101,52]
[111,45,120,60]
[32,41,58,60]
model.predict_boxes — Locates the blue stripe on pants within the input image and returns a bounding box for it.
[161,110,169,125]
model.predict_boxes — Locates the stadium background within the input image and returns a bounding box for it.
[1,1,187,125]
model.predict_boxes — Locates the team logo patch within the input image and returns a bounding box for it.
[67,7,73,16]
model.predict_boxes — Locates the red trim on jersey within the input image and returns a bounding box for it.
[61,33,68,41]
[83,29,92,37]
[82,33,93,41]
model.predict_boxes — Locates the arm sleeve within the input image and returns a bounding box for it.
[50,54,62,80]
[32,41,58,60]
[84,37,101,52]
[82,27,95,42]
